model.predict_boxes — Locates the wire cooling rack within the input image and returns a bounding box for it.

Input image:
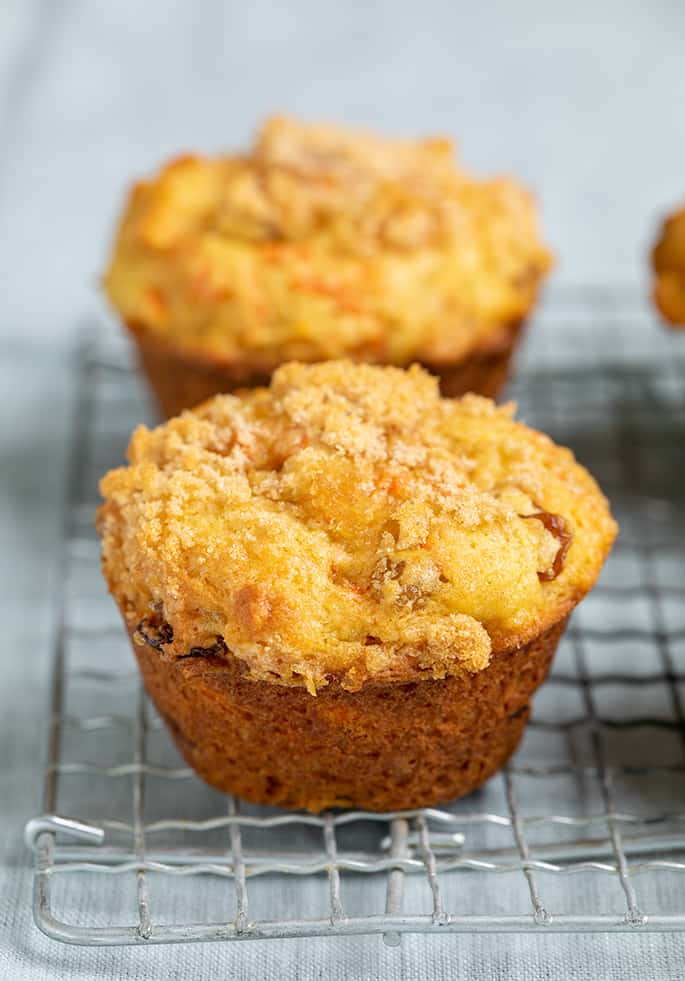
[25,289,685,945]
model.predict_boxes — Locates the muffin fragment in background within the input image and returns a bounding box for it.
[653,204,685,325]
[104,116,552,416]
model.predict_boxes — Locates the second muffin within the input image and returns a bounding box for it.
[104,117,552,416]
[98,361,615,811]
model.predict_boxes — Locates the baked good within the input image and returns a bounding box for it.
[653,204,685,325]
[103,116,552,416]
[97,361,616,811]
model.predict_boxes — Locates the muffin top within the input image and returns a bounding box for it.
[98,361,615,693]
[104,116,552,368]
[653,205,685,326]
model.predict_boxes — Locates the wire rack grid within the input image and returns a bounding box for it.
[25,289,685,946]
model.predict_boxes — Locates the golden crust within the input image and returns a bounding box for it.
[653,205,685,326]
[104,116,552,367]
[98,361,616,693]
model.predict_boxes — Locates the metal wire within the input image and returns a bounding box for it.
[26,292,685,945]
[571,631,645,926]
[228,797,249,933]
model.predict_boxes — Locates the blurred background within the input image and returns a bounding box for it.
[1,0,684,346]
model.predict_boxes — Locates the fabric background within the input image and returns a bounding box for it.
[3,2,685,978]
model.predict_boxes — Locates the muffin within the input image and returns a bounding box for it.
[104,116,552,417]
[97,361,615,812]
[653,204,685,325]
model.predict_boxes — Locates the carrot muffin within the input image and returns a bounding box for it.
[97,361,615,812]
[104,116,552,417]
[653,204,685,325]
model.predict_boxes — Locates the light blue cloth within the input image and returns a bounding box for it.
[3,3,685,978]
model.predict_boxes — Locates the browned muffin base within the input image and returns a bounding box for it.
[129,327,273,418]
[128,616,563,812]
[128,320,524,419]
[425,321,524,400]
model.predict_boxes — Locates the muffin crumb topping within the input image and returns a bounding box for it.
[104,116,552,366]
[99,361,616,692]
